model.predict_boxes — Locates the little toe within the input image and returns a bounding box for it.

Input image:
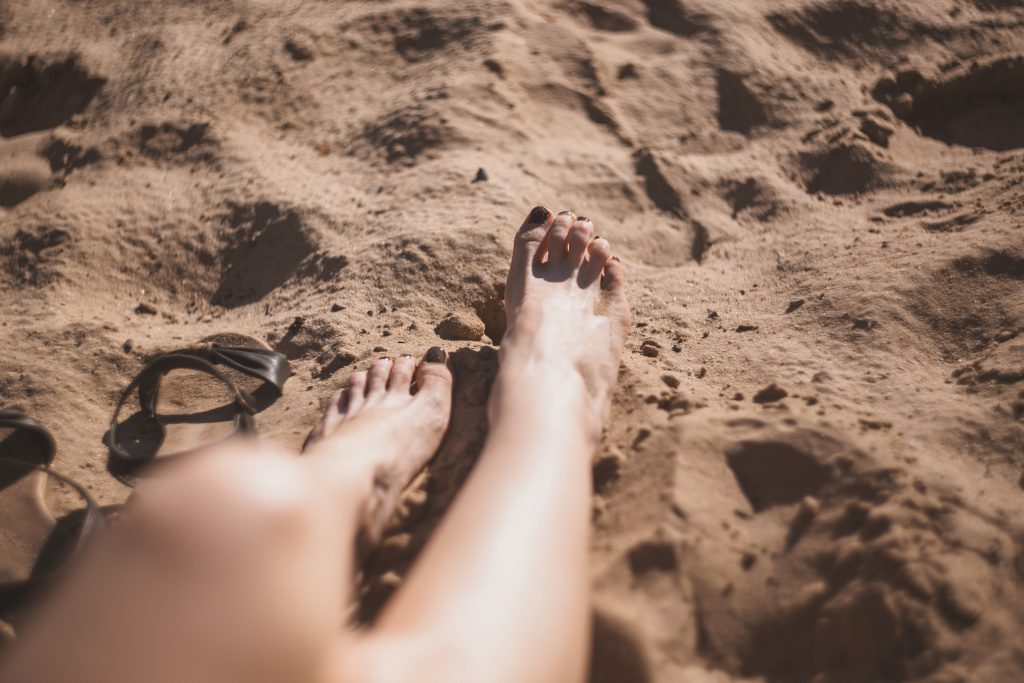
[388,355,416,392]
[579,237,613,288]
[566,218,595,269]
[602,256,626,293]
[545,211,575,269]
[366,358,392,398]
[346,371,368,414]
[415,347,454,412]
[511,205,553,273]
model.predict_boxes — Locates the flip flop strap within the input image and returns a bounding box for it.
[0,409,57,469]
[106,345,289,476]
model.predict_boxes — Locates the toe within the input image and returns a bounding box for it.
[388,355,416,392]
[415,347,454,411]
[566,218,595,269]
[545,211,575,268]
[602,255,625,293]
[579,237,613,288]
[366,358,392,398]
[511,205,554,273]
[346,371,368,414]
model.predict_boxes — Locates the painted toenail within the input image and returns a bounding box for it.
[425,347,447,363]
[593,235,601,240]
[400,353,415,358]
[558,210,573,216]
[527,206,550,224]
[579,217,590,222]
[612,256,621,262]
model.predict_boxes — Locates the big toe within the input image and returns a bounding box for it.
[510,205,553,273]
[415,347,454,415]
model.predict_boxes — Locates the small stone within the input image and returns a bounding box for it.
[661,374,680,389]
[736,324,758,333]
[617,62,639,79]
[472,168,488,182]
[122,339,134,353]
[330,303,343,312]
[134,302,157,315]
[785,298,805,313]
[435,312,485,341]
[672,344,682,352]
[753,383,787,403]
[592,448,625,493]
[696,367,706,379]
[640,340,661,357]
[478,345,496,361]
[740,553,757,570]
[284,37,313,61]
[372,346,386,353]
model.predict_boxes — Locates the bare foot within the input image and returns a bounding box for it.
[494,206,631,440]
[304,348,453,550]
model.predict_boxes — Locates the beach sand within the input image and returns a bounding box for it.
[1,0,1023,680]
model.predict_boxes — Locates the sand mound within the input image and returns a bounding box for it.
[1,0,1023,681]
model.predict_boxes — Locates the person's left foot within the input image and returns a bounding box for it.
[303,348,453,551]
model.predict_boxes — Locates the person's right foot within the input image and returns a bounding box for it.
[494,206,631,440]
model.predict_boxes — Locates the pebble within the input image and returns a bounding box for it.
[473,167,488,182]
[122,338,134,353]
[753,383,787,403]
[661,374,680,389]
[640,340,661,357]
[785,298,805,313]
[134,302,157,315]
[435,312,485,341]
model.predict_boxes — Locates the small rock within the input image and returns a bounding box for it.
[736,324,758,333]
[330,303,343,312]
[661,374,680,389]
[740,553,757,570]
[785,298,805,314]
[617,63,639,79]
[122,339,134,353]
[435,312,485,341]
[134,302,157,315]
[592,448,625,493]
[372,346,387,353]
[640,340,661,357]
[852,317,875,331]
[696,367,706,379]
[284,38,313,61]
[753,383,787,403]
[707,310,719,321]
[472,168,488,182]
[672,344,682,352]
[478,345,496,361]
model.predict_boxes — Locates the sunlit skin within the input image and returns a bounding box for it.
[0,207,630,683]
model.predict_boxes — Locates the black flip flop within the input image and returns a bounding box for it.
[105,340,290,485]
[0,409,104,612]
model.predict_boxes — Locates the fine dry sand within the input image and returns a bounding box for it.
[2,0,1024,681]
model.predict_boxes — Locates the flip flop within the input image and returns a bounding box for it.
[105,335,290,485]
[0,409,103,612]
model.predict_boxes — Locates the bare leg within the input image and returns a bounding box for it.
[333,207,631,683]
[0,351,453,683]
[0,206,629,683]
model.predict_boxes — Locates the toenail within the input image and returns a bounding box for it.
[558,210,573,216]
[579,217,590,223]
[425,346,447,363]
[527,206,550,224]
[612,256,621,262]
[400,353,415,358]
[593,235,601,240]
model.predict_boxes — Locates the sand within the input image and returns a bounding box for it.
[2,0,1024,680]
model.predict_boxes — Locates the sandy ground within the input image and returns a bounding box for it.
[2,0,1024,680]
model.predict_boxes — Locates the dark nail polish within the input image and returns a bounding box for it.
[400,353,415,358]
[379,356,391,361]
[425,346,446,363]
[527,206,550,224]
[558,210,573,216]
[593,235,601,240]
[611,256,621,262]
[579,217,590,222]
